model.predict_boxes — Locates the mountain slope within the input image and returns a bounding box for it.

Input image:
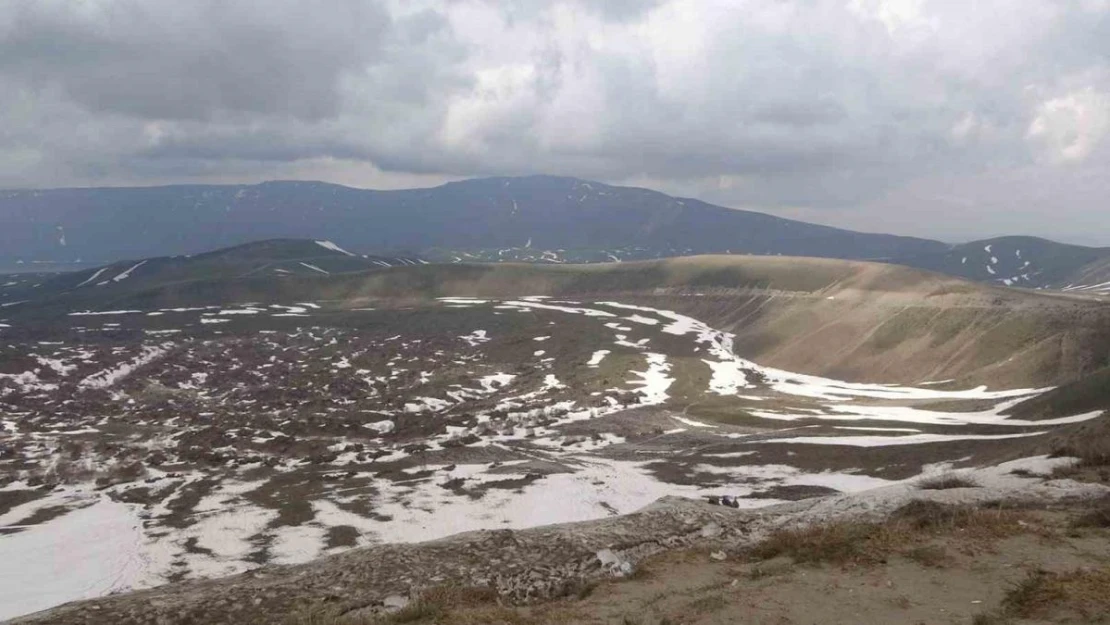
[0,239,420,315]
[891,236,1110,290]
[0,176,944,267]
[4,177,1109,290]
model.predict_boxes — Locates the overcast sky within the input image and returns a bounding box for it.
[1,0,1108,244]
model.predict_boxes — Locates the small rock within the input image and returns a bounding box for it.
[382,595,410,612]
[596,549,620,568]
[710,551,727,562]
[700,522,722,538]
[597,549,633,577]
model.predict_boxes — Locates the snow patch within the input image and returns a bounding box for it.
[315,240,355,256]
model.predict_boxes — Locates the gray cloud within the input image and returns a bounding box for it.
[0,0,389,120]
[1,0,1108,242]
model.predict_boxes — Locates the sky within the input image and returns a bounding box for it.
[1,0,1108,244]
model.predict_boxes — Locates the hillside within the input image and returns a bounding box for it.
[10,473,1110,625]
[0,239,419,317]
[5,243,1108,388]
[892,235,1110,290]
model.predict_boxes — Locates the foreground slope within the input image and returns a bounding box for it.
[10,461,1109,625]
[2,245,1109,621]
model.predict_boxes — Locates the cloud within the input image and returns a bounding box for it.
[0,0,390,120]
[1027,88,1110,163]
[0,0,1108,242]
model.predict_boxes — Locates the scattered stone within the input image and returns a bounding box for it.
[381,594,410,612]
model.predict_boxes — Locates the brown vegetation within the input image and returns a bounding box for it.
[973,568,1110,624]
[916,473,979,490]
[746,500,1029,566]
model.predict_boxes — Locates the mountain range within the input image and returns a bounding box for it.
[2,175,1108,292]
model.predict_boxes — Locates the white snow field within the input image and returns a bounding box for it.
[0,494,148,620]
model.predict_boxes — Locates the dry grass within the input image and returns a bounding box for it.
[286,586,524,625]
[973,568,1110,624]
[1051,458,1110,484]
[902,544,950,568]
[748,519,896,566]
[684,595,728,615]
[916,473,979,490]
[1049,423,1110,485]
[747,500,1031,567]
[1071,495,1110,528]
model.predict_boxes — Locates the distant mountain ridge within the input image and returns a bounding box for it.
[2,176,1107,290]
[0,238,423,318]
[892,235,1110,293]
[0,176,942,263]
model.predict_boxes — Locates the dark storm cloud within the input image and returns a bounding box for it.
[0,0,389,120]
[1,0,1109,241]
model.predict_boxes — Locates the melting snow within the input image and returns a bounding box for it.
[587,350,610,367]
[671,415,717,429]
[366,420,395,434]
[79,345,171,389]
[68,310,143,316]
[704,360,751,395]
[111,260,147,283]
[0,496,148,621]
[460,330,490,346]
[479,372,516,392]
[315,240,355,256]
[298,262,330,275]
[761,431,1047,447]
[74,267,110,288]
[628,353,673,404]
